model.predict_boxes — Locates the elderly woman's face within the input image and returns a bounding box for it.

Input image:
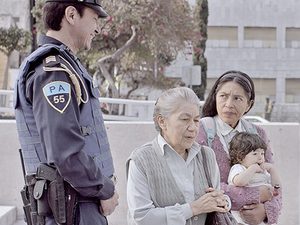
[216,81,251,128]
[160,103,200,153]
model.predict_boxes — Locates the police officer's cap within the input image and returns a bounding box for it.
[45,0,108,18]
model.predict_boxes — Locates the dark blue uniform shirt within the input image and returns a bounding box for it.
[15,35,115,225]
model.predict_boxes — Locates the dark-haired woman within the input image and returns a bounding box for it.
[197,71,282,224]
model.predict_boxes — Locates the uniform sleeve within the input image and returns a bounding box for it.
[127,160,193,225]
[27,65,114,200]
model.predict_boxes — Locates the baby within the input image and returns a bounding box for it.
[228,132,281,225]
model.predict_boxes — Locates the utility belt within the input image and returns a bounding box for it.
[20,164,98,225]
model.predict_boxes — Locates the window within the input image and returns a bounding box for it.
[207,26,238,47]
[244,27,276,48]
[286,28,300,48]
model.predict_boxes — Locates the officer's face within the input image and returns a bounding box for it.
[74,7,100,51]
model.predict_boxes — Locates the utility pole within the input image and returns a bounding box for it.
[192,0,208,100]
[29,0,37,52]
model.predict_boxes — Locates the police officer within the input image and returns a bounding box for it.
[14,0,118,224]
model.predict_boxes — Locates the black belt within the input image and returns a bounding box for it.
[77,195,99,204]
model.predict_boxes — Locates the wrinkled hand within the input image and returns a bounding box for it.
[240,203,266,225]
[100,191,119,216]
[190,187,229,216]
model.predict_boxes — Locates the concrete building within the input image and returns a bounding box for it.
[167,0,300,121]
[204,0,300,121]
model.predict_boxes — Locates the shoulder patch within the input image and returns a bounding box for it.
[42,81,71,113]
[43,55,60,67]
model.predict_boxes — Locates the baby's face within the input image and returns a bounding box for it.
[241,148,265,168]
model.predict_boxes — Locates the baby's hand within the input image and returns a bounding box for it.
[260,162,273,172]
[249,163,264,173]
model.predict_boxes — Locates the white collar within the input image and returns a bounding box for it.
[157,134,200,163]
[157,134,168,156]
[215,115,243,136]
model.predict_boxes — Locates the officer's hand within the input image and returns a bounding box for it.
[99,191,119,216]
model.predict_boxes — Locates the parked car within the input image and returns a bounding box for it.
[244,116,270,123]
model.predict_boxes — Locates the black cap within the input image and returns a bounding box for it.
[45,0,108,18]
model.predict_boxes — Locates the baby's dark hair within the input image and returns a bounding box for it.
[229,132,267,166]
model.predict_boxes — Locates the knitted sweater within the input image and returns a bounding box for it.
[127,138,220,225]
[197,117,282,224]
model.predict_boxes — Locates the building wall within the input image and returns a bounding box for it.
[0,0,30,30]
[202,0,300,121]
[207,0,300,27]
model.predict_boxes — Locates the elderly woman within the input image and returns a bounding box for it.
[197,71,282,224]
[126,87,230,225]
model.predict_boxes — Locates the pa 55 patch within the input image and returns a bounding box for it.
[42,81,71,113]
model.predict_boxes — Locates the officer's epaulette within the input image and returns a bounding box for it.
[42,54,89,105]
[43,55,60,67]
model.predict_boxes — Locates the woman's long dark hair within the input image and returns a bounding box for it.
[202,70,255,118]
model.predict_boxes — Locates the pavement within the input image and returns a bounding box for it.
[0,206,17,225]
[12,220,25,225]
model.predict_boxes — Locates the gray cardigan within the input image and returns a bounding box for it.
[126,138,221,225]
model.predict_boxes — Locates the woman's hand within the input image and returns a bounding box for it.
[240,203,266,225]
[259,185,273,202]
[190,187,229,216]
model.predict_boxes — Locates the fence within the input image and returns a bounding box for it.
[0,90,157,121]
[0,90,14,119]
[0,90,267,122]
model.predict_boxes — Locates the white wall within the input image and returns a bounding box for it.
[207,0,300,27]
[0,121,298,225]
[0,0,30,30]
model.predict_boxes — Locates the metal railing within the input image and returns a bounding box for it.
[0,90,15,119]
[0,90,157,121]
[0,90,269,123]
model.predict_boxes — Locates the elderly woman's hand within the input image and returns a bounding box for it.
[189,187,229,216]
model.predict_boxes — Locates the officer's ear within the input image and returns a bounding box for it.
[65,6,79,25]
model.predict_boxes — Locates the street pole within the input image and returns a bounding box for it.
[29,0,37,52]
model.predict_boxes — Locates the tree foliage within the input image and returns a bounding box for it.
[0,26,31,89]
[33,0,195,98]
[90,0,196,98]
[0,26,31,56]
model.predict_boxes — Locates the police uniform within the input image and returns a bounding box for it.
[14,35,115,225]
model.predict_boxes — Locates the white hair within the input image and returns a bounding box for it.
[153,87,201,132]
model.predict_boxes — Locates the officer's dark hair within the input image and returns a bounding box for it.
[202,70,255,118]
[43,2,85,31]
